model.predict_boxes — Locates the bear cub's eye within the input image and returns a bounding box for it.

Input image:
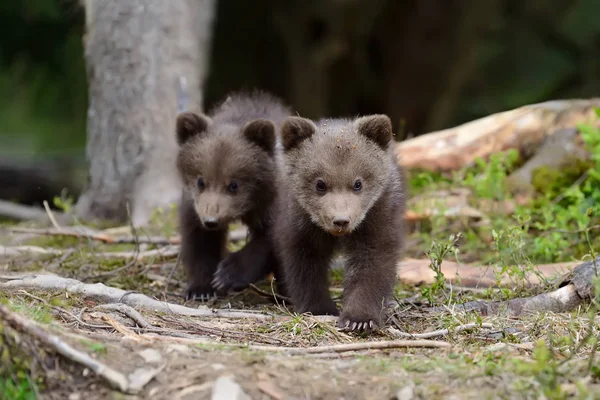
[315,179,327,193]
[197,177,205,189]
[353,179,362,192]
[228,181,239,193]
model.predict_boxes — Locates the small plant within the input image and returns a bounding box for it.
[421,233,461,305]
[52,189,74,213]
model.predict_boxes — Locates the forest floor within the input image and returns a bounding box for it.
[2,149,600,399]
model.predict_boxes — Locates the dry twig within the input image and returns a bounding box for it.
[43,200,63,230]
[94,303,154,329]
[100,314,146,342]
[387,323,494,339]
[132,334,451,353]
[248,283,292,304]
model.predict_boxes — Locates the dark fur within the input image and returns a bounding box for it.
[176,91,291,300]
[273,115,405,332]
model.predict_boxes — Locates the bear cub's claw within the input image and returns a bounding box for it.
[338,310,379,333]
[184,285,218,302]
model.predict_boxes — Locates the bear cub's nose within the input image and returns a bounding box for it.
[202,217,220,229]
[332,216,350,228]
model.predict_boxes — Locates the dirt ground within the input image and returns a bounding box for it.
[1,221,599,400]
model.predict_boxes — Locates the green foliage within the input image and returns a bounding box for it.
[0,376,37,400]
[407,170,452,195]
[409,109,600,299]
[463,149,520,200]
[0,1,87,153]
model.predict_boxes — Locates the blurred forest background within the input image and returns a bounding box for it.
[0,0,599,205]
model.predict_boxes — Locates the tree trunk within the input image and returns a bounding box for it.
[76,0,216,226]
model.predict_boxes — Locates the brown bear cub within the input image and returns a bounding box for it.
[175,91,291,300]
[273,115,405,332]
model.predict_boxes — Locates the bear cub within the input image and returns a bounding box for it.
[273,115,405,331]
[176,91,290,300]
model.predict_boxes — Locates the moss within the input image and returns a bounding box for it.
[24,235,81,249]
[531,159,591,198]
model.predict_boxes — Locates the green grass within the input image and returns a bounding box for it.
[0,376,37,400]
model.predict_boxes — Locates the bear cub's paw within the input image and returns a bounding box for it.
[184,283,219,302]
[297,300,340,317]
[212,253,258,293]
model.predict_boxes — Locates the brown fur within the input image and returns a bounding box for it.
[176,91,291,300]
[273,115,406,332]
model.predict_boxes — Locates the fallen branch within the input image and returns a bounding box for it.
[0,303,131,392]
[0,245,179,261]
[6,226,250,245]
[397,98,600,172]
[8,227,133,244]
[0,274,271,320]
[0,199,69,223]
[388,322,494,339]
[438,284,584,316]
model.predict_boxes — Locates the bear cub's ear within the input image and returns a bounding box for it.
[355,115,393,149]
[176,112,211,146]
[243,119,276,154]
[281,117,317,151]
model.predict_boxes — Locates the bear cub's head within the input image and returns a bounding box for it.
[281,114,394,236]
[176,111,277,230]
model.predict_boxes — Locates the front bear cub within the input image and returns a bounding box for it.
[175,91,290,300]
[273,115,406,332]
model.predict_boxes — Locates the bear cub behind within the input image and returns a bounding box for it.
[273,115,405,332]
[176,91,290,300]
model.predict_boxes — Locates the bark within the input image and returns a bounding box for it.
[396,98,600,172]
[76,0,216,226]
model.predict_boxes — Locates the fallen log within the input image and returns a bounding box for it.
[0,274,271,320]
[397,258,577,288]
[397,98,600,172]
[431,257,599,316]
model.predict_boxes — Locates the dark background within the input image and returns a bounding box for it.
[0,0,598,162]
